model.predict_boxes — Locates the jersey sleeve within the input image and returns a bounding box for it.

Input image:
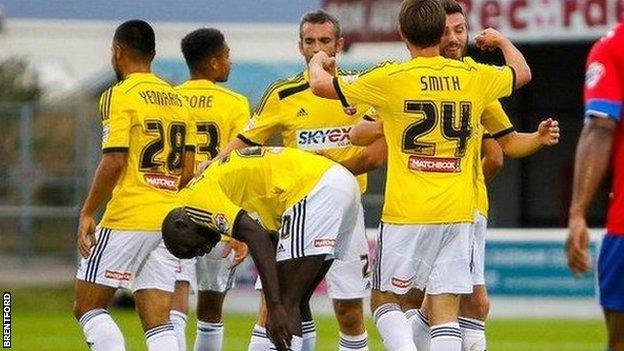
[333,62,393,109]
[238,87,281,146]
[183,179,243,237]
[584,42,622,122]
[475,63,515,104]
[480,100,514,138]
[101,87,133,152]
[229,97,251,141]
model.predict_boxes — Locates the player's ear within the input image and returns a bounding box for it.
[209,56,220,72]
[397,25,406,41]
[298,40,305,56]
[336,37,345,53]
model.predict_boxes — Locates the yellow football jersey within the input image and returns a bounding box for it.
[475,100,514,218]
[99,72,195,231]
[334,56,514,224]
[239,70,372,192]
[178,147,335,236]
[175,79,250,169]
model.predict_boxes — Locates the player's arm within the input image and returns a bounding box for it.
[495,118,560,158]
[476,28,531,89]
[77,152,127,258]
[568,117,616,274]
[481,137,503,182]
[232,214,291,349]
[308,51,339,99]
[180,150,195,188]
[349,120,384,146]
[339,137,387,175]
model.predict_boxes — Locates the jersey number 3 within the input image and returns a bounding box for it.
[402,100,472,157]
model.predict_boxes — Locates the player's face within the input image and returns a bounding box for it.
[440,13,468,60]
[177,229,216,259]
[214,44,231,83]
[299,22,344,64]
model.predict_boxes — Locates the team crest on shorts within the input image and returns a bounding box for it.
[214,213,229,233]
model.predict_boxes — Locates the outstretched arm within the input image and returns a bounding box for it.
[496,118,560,158]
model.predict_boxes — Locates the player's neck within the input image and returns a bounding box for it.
[406,43,440,59]
[190,73,216,83]
[122,62,151,79]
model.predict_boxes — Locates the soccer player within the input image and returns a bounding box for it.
[172,27,252,351]
[73,20,194,351]
[348,2,559,350]
[308,0,532,349]
[567,22,624,351]
[217,10,382,351]
[162,146,362,351]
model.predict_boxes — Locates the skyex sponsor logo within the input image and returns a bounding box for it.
[296,126,353,150]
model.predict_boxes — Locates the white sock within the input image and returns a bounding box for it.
[301,320,316,351]
[248,324,271,351]
[339,331,368,350]
[269,335,303,351]
[458,317,486,351]
[406,309,430,351]
[194,320,224,351]
[170,311,187,351]
[373,303,417,351]
[145,322,179,351]
[79,309,126,351]
[430,322,462,351]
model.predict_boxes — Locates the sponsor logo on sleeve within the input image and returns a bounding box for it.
[102,125,110,143]
[408,156,461,173]
[296,125,353,150]
[585,61,605,89]
[214,213,230,234]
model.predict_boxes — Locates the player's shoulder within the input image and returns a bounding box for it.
[357,60,398,77]
[214,85,249,105]
[267,72,307,99]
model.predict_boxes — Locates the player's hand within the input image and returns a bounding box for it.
[537,118,560,146]
[77,214,97,258]
[475,28,507,51]
[222,238,249,268]
[566,216,592,275]
[266,304,292,351]
[310,51,336,74]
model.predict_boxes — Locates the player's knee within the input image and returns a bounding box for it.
[334,299,364,332]
[461,291,490,320]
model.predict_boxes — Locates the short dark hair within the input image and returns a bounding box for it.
[181,28,226,74]
[113,20,155,59]
[399,0,445,48]
[299,10,341,39]
[441,0,464,15]
[162,207,221,259]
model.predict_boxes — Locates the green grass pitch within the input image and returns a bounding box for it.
[9,286,606,350]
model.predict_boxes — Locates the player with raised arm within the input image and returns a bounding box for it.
[348,2,558,350]
[171,27,252,351]
[567,22,624,351]
[73,20,195,351]
[217,10,382,351]
[161,147,362,351]
[308,0,532,349]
